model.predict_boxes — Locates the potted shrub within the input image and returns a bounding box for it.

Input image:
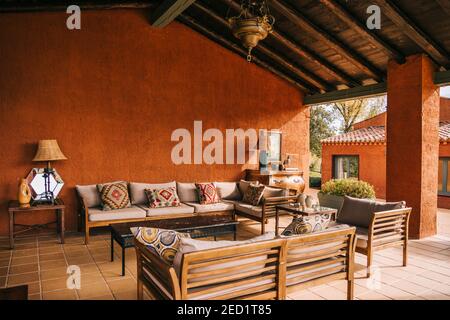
[318,179,376,211]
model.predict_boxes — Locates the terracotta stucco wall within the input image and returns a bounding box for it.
[441,98,450,121]
[353,113,386,130]
[321,144,386,198]
[0,10,309,235]
[439,144,450,208]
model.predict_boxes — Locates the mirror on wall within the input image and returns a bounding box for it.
[25,168,64,201]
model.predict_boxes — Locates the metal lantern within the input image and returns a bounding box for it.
[228,0,275,62]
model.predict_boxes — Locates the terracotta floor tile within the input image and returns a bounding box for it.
[11,255,38,266]
[41,277,69,292]
[77,282,111,299]
[9,263,39,275]
[114,289,137,300]
[107,278,136,294]
[0,251,11,259]
[28,293,41,300]
[66,255,93,265]
[7,272,39,285]
[288,290,325,300]
[39,246,63,255]
[0,276,6,287]
[39,252,65,261]
[81,273,104,285]
[375,285,415,300]
[13,243,38,250]
[420,290,450,300]
[40,267,69,281]
[78,264,101,275]
[86,293,114,300]
[357,291,392,300]
[390,279,430,295]
[12,248,38,258]
[43,289,78,300]
[39,259,67,271]
[0,258,11,267]
[0,267,8,277]
[101,269,133,281]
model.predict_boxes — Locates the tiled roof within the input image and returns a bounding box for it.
[321,122,450,145]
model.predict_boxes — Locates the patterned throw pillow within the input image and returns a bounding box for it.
[145,187,181,208]
[242,184,266,206]
[133,227,190,264]
[195,183,219,204]
[97,181,131,211]
[282,213,332,236]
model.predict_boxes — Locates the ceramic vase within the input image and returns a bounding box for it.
[18,178,31,208]
[305,195,313,208]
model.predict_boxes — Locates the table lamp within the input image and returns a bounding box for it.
[32,139,67,204]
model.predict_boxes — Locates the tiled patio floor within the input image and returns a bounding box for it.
[1,210,450,300]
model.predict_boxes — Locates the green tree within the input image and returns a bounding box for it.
[310,106,335,157]
[332,96,386,133]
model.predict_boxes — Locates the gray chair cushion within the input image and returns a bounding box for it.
[129,181,176,205]
[76,184,101,208]
[137,203,195,216]
[234,201,263,217]
[262,187,287,201]
[337,196,406,228]
[88,205,146,222]
[177,182,198,203]
[214,182,241,200]
[183,201,235,213]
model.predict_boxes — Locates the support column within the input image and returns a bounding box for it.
[386,54,440,239]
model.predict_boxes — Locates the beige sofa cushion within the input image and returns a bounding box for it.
[76,184,102,208]
[174,232,275,281]
[184,201,235,213]
[214,182,241,200]
[88,205,146,222]
[262,187,287,200]
[138,203,195,217]
[129,181,176,205]
[234,201,262,217]
[177,182,198,202]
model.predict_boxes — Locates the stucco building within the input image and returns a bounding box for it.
[321,97,450,208]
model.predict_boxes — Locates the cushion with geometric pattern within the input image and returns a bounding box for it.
[195,183,219,204]
[281,213,332,236]
[132,227,190,264]
[97,181,131,211]
[242,184,266,206]
[145,187,181,208]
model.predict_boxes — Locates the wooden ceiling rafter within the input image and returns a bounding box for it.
[177,13,314,93]
[318,0,405,63]
[270,0,386,82]
[218,0,361,87]
[150,0,196,28]
[191,1,332,92]
[373,0,450,68]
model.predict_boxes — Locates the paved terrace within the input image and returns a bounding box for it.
[0,208,449,300]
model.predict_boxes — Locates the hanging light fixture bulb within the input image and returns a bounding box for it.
[228,0,275,62]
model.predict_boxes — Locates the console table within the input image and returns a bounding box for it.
[8,199,65,249]
[246,169,305,194]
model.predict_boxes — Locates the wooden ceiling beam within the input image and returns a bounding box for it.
[373,0,450,67]
[150,0,196,28]
[319,0,405,63]
[435,0,450,17]
[220,0,360,87]
[271,0,385,82]
[0,1,154,12]
[177,14,313,93]
[191,1,331,92]
[304,83,387,105]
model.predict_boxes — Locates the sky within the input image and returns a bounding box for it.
[441,86,450,98]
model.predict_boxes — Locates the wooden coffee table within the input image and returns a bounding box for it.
[110,215,239,276]
[275,204,337,236]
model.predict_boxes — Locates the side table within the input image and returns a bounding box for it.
[8,199,65,249]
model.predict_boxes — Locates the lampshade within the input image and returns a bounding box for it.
[32,140,67,162]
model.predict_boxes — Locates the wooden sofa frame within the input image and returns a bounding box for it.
[356,207,412,278]
[135,227,356,300]
[76,192,233,244]
[234,194,298,235]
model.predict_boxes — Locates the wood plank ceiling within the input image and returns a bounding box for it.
[1,0,450,96]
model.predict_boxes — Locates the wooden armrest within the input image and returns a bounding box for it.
[263,195,297,205]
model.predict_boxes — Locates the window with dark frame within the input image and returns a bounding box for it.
[438,158,450,196]
[333,155,359,180]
